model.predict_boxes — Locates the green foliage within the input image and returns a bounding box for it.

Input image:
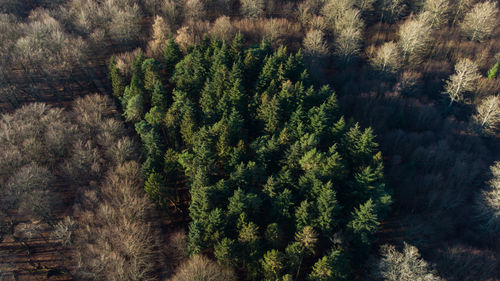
[295,226,318,255]
[144,172,169,207]
[487,62,498,79]
[124,93,145,122]
[142,58,162,91]
[117,34,389,281]
[151,80,168,110]
[214,238,238,267]
[308,249,349,281]
[347,199,380,259]
[187,220,204,255]
[164,36,183,77]
[261,249,285,280]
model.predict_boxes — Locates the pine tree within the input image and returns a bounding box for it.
[343,124,378,166]
[295,200,317,231]
[238,217,260,244]
[261,249,285,280]
[230,32,245,61]
[227,188,262,221]
[124,93,145,123]
[347,199,380,257]
[151,80,168,111]
[141,154,163,178]
[316,186,340,235]
[295,226,318,255]
[258,93,281,134]
[142,58,162,91]
[164,36,183,77]
[206,208,226,243]
[214,238,238,267]
[285,242,304,274]
[145,106,164,126]
[187,220,204,255]
[135,121,164,156]
[122,74,146,110]
[144,173,169,207]
[164,149,179,178]
[131,50,145,80]
[308,249,350,281]
[171,51,207,96]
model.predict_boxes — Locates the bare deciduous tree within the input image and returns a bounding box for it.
[355,0,376,13]
[371,242,443,281]
[105,137,138,165]
[165,230,188,268]
[303,29,329,57]
[0,103,76,168]
[460,1,498,42]
[143,0,163,15]
[398,70,422,95]
[422,0,450,28]
[473,95,500,133]
[397,16,432,65]
[62,140,103,186]
[451,0,475,26]
[309,15,327,31]
[262,18,292,46]
[332,7,364,34]
[370,41,401,73]
[184,0,206,21]
[321,0,353,27]
[320,0,364,64]
[334,26,362,64]
[443,58,481,106]
[240,0,265,19]
[0,0,19,13]
[107,2,142,43]
[161,0,180,27]
[61,0,108,35]
[175,22,211,52]
[378,0,406,23]
[211,16,235,41]
[147,15,171,57]
[73,161,163,281]
[0,13,19,51]
[170,255,236,281]
[72,94,116,137]
[6,164,56,223]
[14,10,87,78]
[52,216,77,246]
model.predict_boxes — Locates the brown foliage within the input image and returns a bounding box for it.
[211,16,236,41]
[169,255,236,281]
[165,230,188,269]
[73,161,163,281]
[232,18,302,48]
[0,103,76,170]
[147,15,172,58]
[175,21,211,52]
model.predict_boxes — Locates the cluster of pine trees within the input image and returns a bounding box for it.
[110,34,391,280]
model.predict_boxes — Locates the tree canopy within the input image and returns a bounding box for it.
[112,35,391,280]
